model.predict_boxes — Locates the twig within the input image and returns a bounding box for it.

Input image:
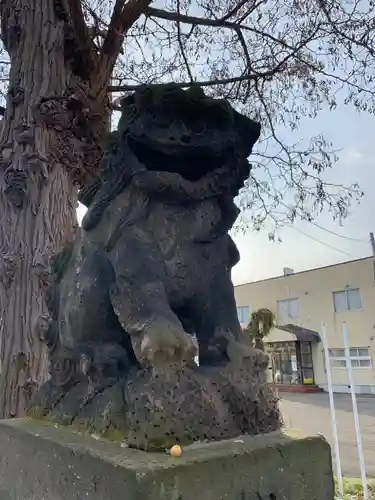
[176,0,194,82]
[108,72,271,92]
[221,0,249,21]
[96,0,152,93]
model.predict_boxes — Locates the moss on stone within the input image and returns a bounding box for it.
[102,425,128,443]
[26,406,46,420]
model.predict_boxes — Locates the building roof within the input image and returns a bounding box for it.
[276,324,321,343]
[235,256,373,288]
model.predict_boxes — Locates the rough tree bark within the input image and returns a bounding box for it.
[0,0,151,418]
[0,0,110,417]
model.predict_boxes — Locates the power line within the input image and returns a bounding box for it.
[309,222,368,243]
[289,225,360,258]
[274,196,368,243]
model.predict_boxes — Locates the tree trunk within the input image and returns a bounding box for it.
[0,0,107,417]
[254,338,265,351]
[0,170,77,416]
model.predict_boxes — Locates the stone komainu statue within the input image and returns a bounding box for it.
[30,86,280,450]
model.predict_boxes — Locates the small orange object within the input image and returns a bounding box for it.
[170,444,182,457]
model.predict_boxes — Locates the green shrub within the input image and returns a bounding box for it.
[336,478,375,499]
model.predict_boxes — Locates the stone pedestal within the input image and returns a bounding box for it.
[0,419,334,500]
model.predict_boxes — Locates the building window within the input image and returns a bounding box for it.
[333,288,362,312]
[277,298,300,323]
[328,347,372,368]
[237,306,250,326]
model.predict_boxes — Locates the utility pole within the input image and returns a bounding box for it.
[370,232,375,283]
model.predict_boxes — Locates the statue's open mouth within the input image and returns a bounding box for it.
[128,137,231,182]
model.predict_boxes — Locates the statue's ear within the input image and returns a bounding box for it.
[233,111,261,157]
[185,85,205,102]
[118,95,137,134]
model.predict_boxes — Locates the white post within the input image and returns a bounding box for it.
[321,322,343,499]
[342,321,368,499]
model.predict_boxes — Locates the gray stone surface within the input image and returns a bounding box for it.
[0,418,334,500]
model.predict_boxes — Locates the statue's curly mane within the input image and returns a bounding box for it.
[79,138,134,231]
[78,85,260,232]
[117,84,236,134]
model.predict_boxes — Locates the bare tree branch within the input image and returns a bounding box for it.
[67,0,99,74]
[145,6,244,30]
[1,0,370,232]
[176,0,194,83]
[96,0,152,93]
[108,73,263,91]
[68,0,91,45]
[221,0,249,21]
[100,0,127,57]
[221,0,264,22]
[317,0,375,56]
[109,24,318,93]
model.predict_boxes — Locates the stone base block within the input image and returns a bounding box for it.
[0,419,334,500]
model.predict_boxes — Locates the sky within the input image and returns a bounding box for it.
[77,103,374,286]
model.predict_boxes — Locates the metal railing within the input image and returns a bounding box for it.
[322,321,369,500]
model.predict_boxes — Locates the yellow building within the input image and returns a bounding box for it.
[234,256,375,394]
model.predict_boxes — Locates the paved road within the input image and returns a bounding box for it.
[279,392,375,478]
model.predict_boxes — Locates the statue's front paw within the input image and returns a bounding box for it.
[227,339,268,369]
[140,322,197,365]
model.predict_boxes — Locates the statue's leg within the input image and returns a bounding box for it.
[190,268,265,367]
[189,269,278,437]
[187,269,240,365]
[109,227,196,365]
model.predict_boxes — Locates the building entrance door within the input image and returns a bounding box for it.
[268,341,315,385]
[298,341,314,384]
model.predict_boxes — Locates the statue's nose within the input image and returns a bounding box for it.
[168,121,191,143]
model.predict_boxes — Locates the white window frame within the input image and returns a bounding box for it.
[328,347,372,369]
[332,288,363,313]
[236,305,250,326]
[277,297,300,322]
